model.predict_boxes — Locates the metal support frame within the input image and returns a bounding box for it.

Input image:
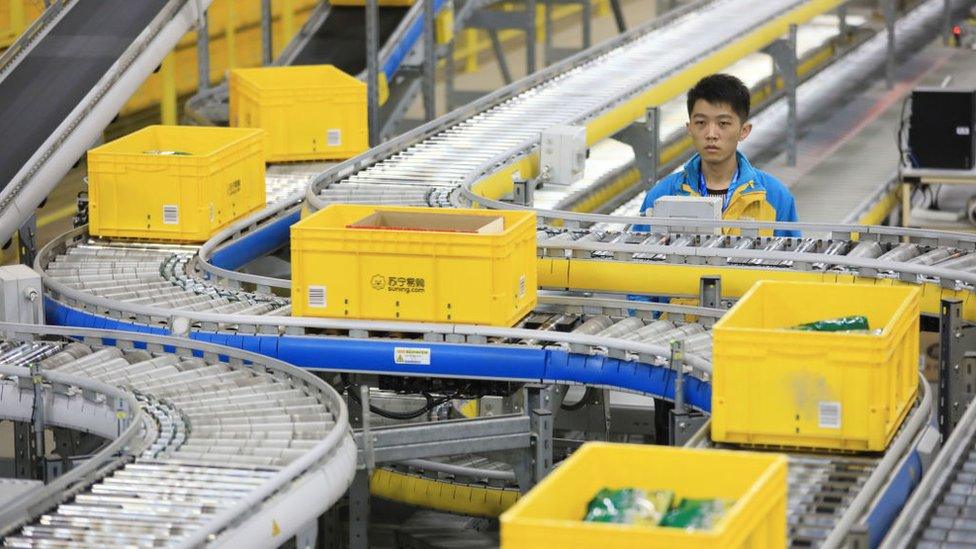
[449,0,537,110]
[367,0,381,146]
[609,0,626,32]
[668,341,707,446]
[763,25,798,166]
[17,213,36,267]
[882,0,896,90]
[348,470,370,549]
[354,414,532,464]
[613,106,660,186]
[349,385,372,549]
[838,4,848,40]
[543,0,591,66]
[196,8,210,92]
[513,384,553,493]
[939,299,976,440]
[423,0,437,122]
[12,421,37,481]
[261,0,272,66]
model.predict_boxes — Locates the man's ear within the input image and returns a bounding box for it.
[739,121,753,141]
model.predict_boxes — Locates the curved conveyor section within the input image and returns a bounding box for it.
[0,323,355,548]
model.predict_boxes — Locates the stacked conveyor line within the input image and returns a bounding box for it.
[28,0,976,544]
[0,323,355,547]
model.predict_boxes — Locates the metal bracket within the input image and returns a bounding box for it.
[17,214,37,267]
[513,172,535,206]
[698,275,721,309]
[939,299,976,440]
[613,106,660,186]
[763,25,798,166]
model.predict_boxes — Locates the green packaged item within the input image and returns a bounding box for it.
[583,488,673,525]
[659,498,728,530]
[792,315,870,332]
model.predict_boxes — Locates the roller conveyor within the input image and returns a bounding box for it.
[0,325,356,547]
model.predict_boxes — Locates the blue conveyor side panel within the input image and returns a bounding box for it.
[46,299,711,408]
[208,210,300,270]
[866,450,924,548]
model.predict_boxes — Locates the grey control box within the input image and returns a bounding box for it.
[651,196,723,234]
[0,265,43,324]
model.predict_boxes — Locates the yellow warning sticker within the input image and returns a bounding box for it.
[272,519,281,537]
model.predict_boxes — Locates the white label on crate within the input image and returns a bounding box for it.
[327,129,342,147]
[307,285,327,308]
[163,205,179,225]
[518,274,526,297]
[394,347,430,365]
[958,126,972,136]
[818,401,841,429]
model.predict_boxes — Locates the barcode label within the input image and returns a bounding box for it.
[518,274,526,297]
[163,205,179,225]
[308,285,326,308]
[327,129,342,147]
[818,401,841,429]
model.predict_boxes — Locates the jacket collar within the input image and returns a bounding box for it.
[682,151,762,196]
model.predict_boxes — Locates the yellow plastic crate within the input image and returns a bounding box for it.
[290,204,537,326]
[87,125,267,242]
[500,443,787,549]
[229,65,367,162]
[711,281,920,452]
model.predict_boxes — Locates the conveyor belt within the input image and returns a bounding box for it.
[290,6,410,73]
[305,0,844,212]
[689,377,932,548]
[0,324,356,547]
[0,0,165,189]
[882,394,976,548]
[0,0,209,245]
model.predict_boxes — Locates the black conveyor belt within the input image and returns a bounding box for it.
[0,0,167,189]
[291,6,409,74]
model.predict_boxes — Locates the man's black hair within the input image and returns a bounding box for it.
[686,73,750,122]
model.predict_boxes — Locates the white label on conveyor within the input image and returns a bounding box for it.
[307,286,327,308]
[163,205,179,225]
[395,347,430,365]
[818,401,841,429]
[518,274,526,297]
[327,129,342,147]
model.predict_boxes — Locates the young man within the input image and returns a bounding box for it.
[637,73,799,237]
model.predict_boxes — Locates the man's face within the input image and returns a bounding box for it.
[686,99,752,164]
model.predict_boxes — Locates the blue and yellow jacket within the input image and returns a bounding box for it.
[634,152,800,237]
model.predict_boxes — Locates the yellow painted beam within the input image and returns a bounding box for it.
[856,188,900,226]
[371,468,520,517]
[160,53,177,125]
[537,257,976,321]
